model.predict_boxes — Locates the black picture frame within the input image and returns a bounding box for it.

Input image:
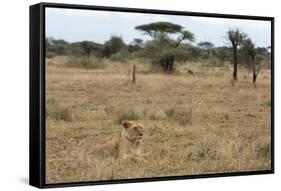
[30,2,275,189]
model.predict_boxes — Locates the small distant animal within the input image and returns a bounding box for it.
[93,120,148,161]
[187,69,198,76]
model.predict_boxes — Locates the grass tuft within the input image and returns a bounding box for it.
[46,98,72,121]
[255,139,271,159]
[164,105,192,126]
[149,124,167,135]
[148,109,167,121]
[116,108,143,124]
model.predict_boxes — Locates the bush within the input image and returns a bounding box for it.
[149,124,166,135]
[173,109,192,126]
[148,109,167,121]
[196,142,219,160]
[164,106,175,117]
[66,56,107,69]
[102,36,126,57]
[46,98,72,121]
[260,59,271,69]
[109,50,131,62]
[202,57,224,67]
[110,53,127,62]
[46,51,56,58]
[255,140,271,159]
[164,105,192,126]
[116,108,143,124]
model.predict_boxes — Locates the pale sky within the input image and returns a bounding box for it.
[46,7,271,47]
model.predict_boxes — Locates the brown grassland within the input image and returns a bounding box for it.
[45,56,271,184]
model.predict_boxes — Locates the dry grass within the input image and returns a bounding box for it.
[65,56,108,69]
[46,56,271,183]
[46,98,72,121]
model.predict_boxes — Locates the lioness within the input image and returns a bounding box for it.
[93,120,147,161]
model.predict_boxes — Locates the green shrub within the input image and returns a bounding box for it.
[109,50,131,62]
[202,58,224,67]
[46,51,56,58]
[110,53,127,62]
[66,56,107,69]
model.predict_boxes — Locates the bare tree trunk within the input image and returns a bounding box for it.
[253,59,256,84]
[165,55,175,71]
[233,47,238,81]
[170,55,175,71]
[163,60,169,71]
[132,64,136,83]
[253,74,257,84]
[252,58,260,84]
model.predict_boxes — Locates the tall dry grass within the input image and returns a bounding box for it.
[45,56,271,183]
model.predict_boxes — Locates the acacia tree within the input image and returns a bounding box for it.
[198,41,214,58]
[132,38,143,48]
[135,22,194,71]
[128,38,144,52]
[242,38,261,84]
[80,41,100,57]
[102,36,126,57]
[227,29,246,81]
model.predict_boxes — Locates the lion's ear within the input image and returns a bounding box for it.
[121,120,132,129]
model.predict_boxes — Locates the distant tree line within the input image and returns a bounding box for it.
[46,22,271,83]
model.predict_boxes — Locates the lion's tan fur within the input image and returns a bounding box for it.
[93,120,145,160]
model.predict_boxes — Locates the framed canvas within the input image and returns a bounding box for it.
[29,2,274,188]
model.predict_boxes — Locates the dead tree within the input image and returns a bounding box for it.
[227,29,246,81]
[252,61,259,83]
[243,38,260,84]
[132,64,136,83]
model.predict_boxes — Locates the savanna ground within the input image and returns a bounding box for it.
[46,56,271,184]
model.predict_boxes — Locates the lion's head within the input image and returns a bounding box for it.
[121,120,144,143]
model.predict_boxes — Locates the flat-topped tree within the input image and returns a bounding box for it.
[80,41,100,57]
[135,22,194,71]
[198,41,214,58]
[135,22,182,39]
[132,38,143,47]
[227,29,246,81]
